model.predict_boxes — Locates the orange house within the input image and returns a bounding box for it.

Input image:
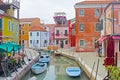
[74,1,111,52]
[19,18,41,47]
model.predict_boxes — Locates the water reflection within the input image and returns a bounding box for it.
[21,51,89,80]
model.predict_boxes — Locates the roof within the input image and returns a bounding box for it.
[76,0,114,5]
[30,26,46,32]
[19,18,39,22]
[45,24,55,27]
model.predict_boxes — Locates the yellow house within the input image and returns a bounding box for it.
[2,15,19,43]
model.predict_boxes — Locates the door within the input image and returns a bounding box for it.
[60,40,64,48]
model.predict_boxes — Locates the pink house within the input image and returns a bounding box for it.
[98,2,120,65]
[53,12,69,48]
[45,24,55,45]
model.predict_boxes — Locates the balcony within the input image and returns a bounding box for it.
[64,34,68,36]
[55,34,60,36]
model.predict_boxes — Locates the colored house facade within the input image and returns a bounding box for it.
[68,18,76,47]
[74,1,110,52]
[53,12,69,48]
[19,18,40,47]
[99,2,120,60]
[45,24,55,45]
[29,26,46,49]
[0,1,20,44]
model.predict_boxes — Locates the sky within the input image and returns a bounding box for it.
[20,0,85,24]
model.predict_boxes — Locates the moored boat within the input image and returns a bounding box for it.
[54,52,61,56]
[39,54,50,63]
[66,67,81,77]
[31,62,47,74]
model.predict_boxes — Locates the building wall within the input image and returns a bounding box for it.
[55,26,69,48]
[20,22,31,47]
[29,31,41,48]
[0,15,2,41]
[75,7,101,52]
[105,3,120,61]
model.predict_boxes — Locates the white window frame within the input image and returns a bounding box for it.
[79,9,84,16]
[79,39,85,46]
[79,23,84,31]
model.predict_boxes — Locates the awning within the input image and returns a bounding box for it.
[112,36,120,40]
[97,36,107,44]
[97,35,120,44]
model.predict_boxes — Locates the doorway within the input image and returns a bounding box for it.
[60,40,64,48]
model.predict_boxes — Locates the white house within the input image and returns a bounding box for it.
[29,26,47,49]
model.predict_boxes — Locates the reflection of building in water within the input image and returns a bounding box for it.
[54,56,78,76]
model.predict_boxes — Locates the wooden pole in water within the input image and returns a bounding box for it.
[95,59,100,80]
[90,62,95,80]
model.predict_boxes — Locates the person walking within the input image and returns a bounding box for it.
[98,45,102,57]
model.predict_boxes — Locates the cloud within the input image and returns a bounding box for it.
[20,0,84,24]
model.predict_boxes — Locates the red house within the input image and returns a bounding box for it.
[68,18,76,47]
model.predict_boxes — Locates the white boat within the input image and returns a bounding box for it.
[28,76,37,80]
[66,67,81,77]
[31,62,47,74]
[39,54,50,63]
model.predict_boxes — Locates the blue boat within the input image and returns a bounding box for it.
[39,54,50,63]
[66,67,81,77]
[31,63,47,74]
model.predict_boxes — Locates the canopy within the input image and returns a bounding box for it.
[0,42,22,53]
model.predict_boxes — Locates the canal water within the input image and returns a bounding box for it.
[21,51,89,80]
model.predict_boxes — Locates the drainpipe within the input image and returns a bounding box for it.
[112,3,114,34]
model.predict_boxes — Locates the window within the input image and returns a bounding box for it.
[65,40,68,44]
[22,24,24,27]
[119,12,120,25]
[65,30,67,34]
[95,23,100,31]
[37,40,39,44]
[2,18,4,30]
[22,31,24,35]
[56,40,59,44]
[119,41,120,52]
[16,24,19,32]
[79,24,84,31]
[22,40,24,44]
[8,21,11,31]
[30,32,32,36]
[30,40,32,44]
[56,30,59,34]
[28,23,31,27]
[12,23,14,32]
[37,32,39,36]
[0,19,2,30]
[80,40,84,46]
[95,9,100,17]
[79,10,84,16]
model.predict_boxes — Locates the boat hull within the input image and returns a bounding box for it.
[31,63,47,74]
[66,67,81,77]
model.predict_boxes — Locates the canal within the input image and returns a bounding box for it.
[21,51,89,80]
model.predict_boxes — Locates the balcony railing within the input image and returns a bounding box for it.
[64,34,68,36]
[55,34,60,36]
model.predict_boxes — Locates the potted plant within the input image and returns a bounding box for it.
[0,52,6,60]
[105,66,120,80]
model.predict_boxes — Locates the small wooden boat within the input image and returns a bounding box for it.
[54,52,61,56]
[31,63,47,74]
[66,67,81,77]
[39,54,50,63]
